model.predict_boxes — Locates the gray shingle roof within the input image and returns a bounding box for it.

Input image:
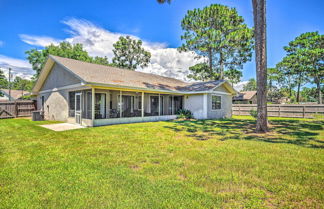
[50,55,230,93]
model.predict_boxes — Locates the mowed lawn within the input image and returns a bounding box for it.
[0,116,323,208]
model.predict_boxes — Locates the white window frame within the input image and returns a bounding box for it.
[211,95,222,110]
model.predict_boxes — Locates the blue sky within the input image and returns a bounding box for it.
[0,0,323,84]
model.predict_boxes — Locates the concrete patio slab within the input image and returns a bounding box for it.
[40,123,85,132]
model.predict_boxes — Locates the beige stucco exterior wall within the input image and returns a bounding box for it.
[38,90,69,121]
[184,94,206,119]
[37,63,82,122]
[207,93,232,119]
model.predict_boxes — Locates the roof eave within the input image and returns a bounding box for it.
[210,80,238,96]
[86,82,212,95]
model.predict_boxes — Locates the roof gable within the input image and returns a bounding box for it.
[40,63,82,91]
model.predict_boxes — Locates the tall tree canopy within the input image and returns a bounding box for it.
[283,32,323,104]
[180,4,254,80]
[26,42,110,78]
[224,68,242,87]
[277,55,309,103]
[12,76,34,91]
[187,63,215,81]
[242,78,257,91]
[112,36,151,70]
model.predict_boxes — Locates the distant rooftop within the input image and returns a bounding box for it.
[233,91,257,100]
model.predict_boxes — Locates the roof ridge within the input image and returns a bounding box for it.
[49,55,189,84]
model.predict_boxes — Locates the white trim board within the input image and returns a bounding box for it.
[38,83,86,94]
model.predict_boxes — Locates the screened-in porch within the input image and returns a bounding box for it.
[67,88,183,126]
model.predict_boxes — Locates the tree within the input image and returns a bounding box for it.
[12,76,34,92]
[276,63,296,99]
[179,4,253,80]
[0,69,8,97]
[267,67,283,102]
[242,78,257,91]
[187,63,216,81]
[224,69,242,87]
[26,42,110,78]
[0,69,8,89]
[300,87,318,103]
[112,36,151,70]
[284,32,323,104]
[157,0,269,132]
[252,0,268,132]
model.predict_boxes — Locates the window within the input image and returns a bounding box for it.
[212,95,221,110]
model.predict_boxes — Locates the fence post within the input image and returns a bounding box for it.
[14,101,18,117]
[278,105,281,117]
[238,105,241,116]
[303,106,305,118]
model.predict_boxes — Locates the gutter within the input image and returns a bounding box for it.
[85,82,214,95]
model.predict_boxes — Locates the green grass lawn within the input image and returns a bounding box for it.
[0,116,323,208]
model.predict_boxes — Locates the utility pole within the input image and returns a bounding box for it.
[8,68,12,101]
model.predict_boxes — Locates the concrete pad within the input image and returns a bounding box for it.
[40,123,85,132]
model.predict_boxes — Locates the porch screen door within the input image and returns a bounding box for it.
[75,93,82,124]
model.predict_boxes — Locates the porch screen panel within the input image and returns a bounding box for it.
[68,92,76,117]
[174,96,183,114]
[86,92,92,119]
[95,93,106,119]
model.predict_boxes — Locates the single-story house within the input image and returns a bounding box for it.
[32,55,237,127]
[233,91,257,104]
[0,89,29,101]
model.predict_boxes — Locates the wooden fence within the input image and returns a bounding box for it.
[232,104,324,118]
[0,100,37,119]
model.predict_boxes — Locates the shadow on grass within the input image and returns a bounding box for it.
[164,118,324,149]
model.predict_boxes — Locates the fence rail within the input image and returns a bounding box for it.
[232,104,324,118]
[0,100,37,119]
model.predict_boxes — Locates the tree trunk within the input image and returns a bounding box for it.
[252,0,268,133]
[296,82,300,103]
[219,51,224,79]
[316,77,322,104]
[269,79,272,102]
[296,71,302,103]
[208,48,213,79]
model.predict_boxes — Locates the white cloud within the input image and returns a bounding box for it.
[20,34,61,47]
[0,55,33,80]
[20,18,202,81]
[234,81,248,92]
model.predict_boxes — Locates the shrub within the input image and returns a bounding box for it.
[249,109,257,119]
[176,109,194,119]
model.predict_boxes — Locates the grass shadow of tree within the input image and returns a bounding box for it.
[164,118,324,148]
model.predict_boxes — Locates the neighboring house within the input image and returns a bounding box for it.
[0,89,29,101]
[32,55,237,127]
[233,91,257,104]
